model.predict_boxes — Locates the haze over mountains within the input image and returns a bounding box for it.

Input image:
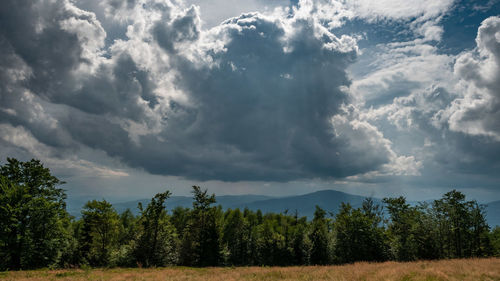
[487,201,500,227]
[67,190,500,227]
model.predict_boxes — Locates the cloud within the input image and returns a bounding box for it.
[0,0,415,183]
[350,42,454,108]
[1,0,499,201]
[185,0,290,28]
[346,0,454,22]
[444,16,500,140]
[117,6,405,181]
[354,16,500,183]
[332,105,422,179]
[0,124,128,178]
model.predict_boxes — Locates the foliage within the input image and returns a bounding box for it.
[79,200,119,266]
[1,158,498,270]
[491,226,500,257]
[309,206,330,264]
[333,200,388,264]
[179,186,222,266]
[0,158,70,270]
[133,191,178,267]
[432,190,491,258]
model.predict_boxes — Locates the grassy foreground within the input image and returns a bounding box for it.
[2,258,500,281]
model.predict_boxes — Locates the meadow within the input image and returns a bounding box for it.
[2,258,500,281]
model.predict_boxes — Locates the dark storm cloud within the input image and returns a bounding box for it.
[0,0,105,95]
[0,0,131,162]
[153,13,394,180]
[0,0,416,182]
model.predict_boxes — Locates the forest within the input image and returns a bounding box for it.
[1,158,500,270]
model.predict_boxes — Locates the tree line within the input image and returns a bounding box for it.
[1,158,499,270]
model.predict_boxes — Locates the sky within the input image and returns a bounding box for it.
[0,0,499,203]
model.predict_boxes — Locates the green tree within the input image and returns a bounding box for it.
[117,209,137,246]
[383,196,419,261]
[361,198,389,261]
[134,191,178,267]
[79,200,119,266]
[491,226,500,257]
[171,206,190,236]
[290,211,311,265]
[0,158,70,270]
[432,190,491,258]
[110,208,138,267]
[242,208,261,265]
[333,202,387,263]
[412,203,440,260]
[469,202,492,257]
[256,216,286,265]
[434,190,469,258]
[383,197,440,261]
[309,206,330,265]
[180,186,222,266]
[222,208,248,265]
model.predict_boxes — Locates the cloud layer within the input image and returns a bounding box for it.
[0,0,499,199]
[0,0,418,183]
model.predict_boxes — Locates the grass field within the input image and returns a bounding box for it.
[2,258,500,281]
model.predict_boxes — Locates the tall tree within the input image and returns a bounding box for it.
[222,208,248,265]
[0,158,70,270]
[432,190,491,258]
[117,209,137,246]
[79,200,119,266]
[412,203,440,260]
[171,206,190,236]
[383,196,419,261]
[180,186,222,266]
[469,202,492,257]
[243,208,261,265]
[290,216,311,265]
[134,191,178,267]
[491,226,500,257]
[309,206,330,265]
[256,216,286,265]
[333,202,387,264]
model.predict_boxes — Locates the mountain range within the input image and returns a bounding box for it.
[67,190,500,227]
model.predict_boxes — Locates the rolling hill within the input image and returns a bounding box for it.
[239,190,375,217]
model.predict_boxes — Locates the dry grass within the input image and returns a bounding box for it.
[2,258,500,281]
